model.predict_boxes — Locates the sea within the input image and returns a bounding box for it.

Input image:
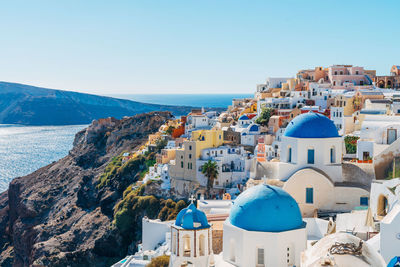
[0,125,86,192]
[110,93,253,108]
[0,94,251,192]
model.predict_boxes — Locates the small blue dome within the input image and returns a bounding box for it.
[229,184,304,232]
[284,112,339,138]
[239,115,249,120]
[175,203,210,230]
[249,124,259,132]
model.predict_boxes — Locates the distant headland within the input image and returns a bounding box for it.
[0,81,196,126]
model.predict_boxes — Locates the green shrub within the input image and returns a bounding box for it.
[97,152,154,189]
[344,136,359,154]
[255,107,274,126]
[97,154,124,188]
[113,187,187,241]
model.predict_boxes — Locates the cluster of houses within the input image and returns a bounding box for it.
[113,65,400,267]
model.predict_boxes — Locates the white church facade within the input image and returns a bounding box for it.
[169,184,308,267]
[251,112,370,217]
[221,184,307,267]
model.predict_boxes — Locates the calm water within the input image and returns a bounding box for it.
[111,94,254,108]
[0,94,243,192]
[0,125,86,192]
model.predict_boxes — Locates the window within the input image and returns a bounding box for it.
[307,149,315,164]
[172,232,177,254]
[189,154,192,159]
[360,197,369,206]
[288,147,292,163]
[306,188,314,204]
[189,145,192,150]
[183,235,191,257]
[340,71,343,75]
[257,248,265,266]
[330,147,335,163]
[356,70,359,75]
[229,239,236,262]
[199,234,205,256]
[181,161,183,168]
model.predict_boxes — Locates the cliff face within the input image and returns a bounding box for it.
[0,111,173,266]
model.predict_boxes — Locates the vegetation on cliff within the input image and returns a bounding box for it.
[113,182,187,244]
[0,111,177,266]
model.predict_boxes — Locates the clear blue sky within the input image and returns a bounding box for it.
[0,0,399,95]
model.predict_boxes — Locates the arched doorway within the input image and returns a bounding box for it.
[378,80,385,88]
[377,194,389,217]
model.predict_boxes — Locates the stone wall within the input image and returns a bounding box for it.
[212,229,223,254]
[374,138,400,180]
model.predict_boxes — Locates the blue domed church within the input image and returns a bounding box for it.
[273,112,369,217]
[222,183,306,267]
[170,202,214,267]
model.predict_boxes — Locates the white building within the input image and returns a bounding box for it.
[170,202,214,267]
[185,112,218,136]
[356,115,400,160]
[231,121,261,147]
[370,178,400,220]
[380,204,400,263]
[393,94,400,115]
[256,77,291,93]
[196,146,252,189]
[251,112,370,217]
[221,184,307,267]
[143,163,170,189]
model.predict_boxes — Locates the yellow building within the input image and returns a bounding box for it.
[333,95,355,116]
[190,129,224,158]
[239,102,257,116]
[169,129,223,197]
[157,148,176,164]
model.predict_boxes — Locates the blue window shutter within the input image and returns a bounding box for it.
[306,188,314,204]
[307,149,315,164]
[360,197,369,206]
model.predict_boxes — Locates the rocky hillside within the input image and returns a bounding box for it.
[0,111,185,266]
[0,82,194,125]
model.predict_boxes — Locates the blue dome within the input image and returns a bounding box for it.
[229,184,304,232]
[249,124,259,132]
[175,203,210,230]
[239,115,249,120]
[284,112,339,138]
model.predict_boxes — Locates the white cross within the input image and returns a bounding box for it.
[262,175,268,184]
[189,195,196,203]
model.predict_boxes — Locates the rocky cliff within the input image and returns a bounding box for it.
[0,111,178,266]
